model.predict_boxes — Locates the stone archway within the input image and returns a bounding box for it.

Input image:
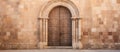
[38,0,82,49]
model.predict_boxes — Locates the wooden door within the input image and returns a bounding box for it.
[48,6,72,46]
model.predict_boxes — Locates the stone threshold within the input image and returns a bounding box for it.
[46,46,72,49]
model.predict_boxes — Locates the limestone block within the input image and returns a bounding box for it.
[91,0,103,7]
[91,28,97,32]
[78,41,83,49]
[117,0,120,4]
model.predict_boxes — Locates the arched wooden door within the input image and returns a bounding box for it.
[48,6,72,46]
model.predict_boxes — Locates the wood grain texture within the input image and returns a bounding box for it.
[48,6,72,46]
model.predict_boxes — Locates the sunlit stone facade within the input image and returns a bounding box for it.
[0,0,120,49]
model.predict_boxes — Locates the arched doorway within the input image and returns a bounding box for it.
[48,6,72,46]
[38,1,82,49]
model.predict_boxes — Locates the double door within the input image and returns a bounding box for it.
[48,6,72,46]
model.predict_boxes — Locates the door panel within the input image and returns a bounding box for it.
[48,6,72,46]
[48,7,60,46]
[60,7,72,46]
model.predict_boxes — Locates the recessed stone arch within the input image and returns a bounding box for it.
[38,0,82,49]
[40,0,79,18]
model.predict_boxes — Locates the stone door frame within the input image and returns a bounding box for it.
[38,0,82,49]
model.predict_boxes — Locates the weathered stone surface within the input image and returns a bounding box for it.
[0,0,120,49]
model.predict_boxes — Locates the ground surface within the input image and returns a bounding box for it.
[0,49,120,52]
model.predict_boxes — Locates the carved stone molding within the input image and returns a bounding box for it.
[38,0,82,49]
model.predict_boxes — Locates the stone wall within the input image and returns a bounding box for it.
[81,0,120,49]
[0,0,120,49]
